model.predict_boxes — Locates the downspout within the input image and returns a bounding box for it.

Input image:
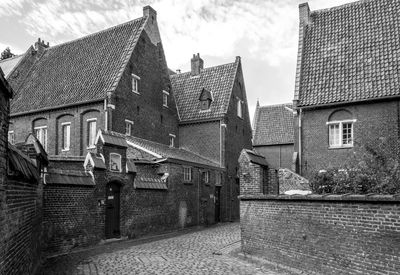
[104,99,108,131]
[197,168,200,225]
[298,108,302,174]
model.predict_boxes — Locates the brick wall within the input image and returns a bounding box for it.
[240,195,400,275]
[112,29,179,146]
[179,121,221,164]
[10,102,104,156]
[298,100,400,178]
[0,179,43,275]
[254,144,294,169]
[224,61,253,220]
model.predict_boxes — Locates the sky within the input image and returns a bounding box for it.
[0,0,358,122]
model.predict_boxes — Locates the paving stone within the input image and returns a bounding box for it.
[40,223,288,275]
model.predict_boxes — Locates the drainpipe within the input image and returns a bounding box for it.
[298,108,303,174]
[197,168,200,225]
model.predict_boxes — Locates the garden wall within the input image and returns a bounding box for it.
[240,194,400,275]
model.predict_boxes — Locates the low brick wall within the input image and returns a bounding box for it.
[240,194,400,275]
[0,179,43,275]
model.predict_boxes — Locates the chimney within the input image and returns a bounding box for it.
[191,53,204,76]
[143,6,157,22]
[34,38,49,54]
[176,69,181,74]
[299,3,310,26]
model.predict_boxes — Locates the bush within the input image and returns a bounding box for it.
[310,138,400,194]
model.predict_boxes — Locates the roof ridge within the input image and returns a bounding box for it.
[0,54,22,64]
[170,60,236,78]
[311,0,374,14]
[259,103,292,109]
[45,16,146,51]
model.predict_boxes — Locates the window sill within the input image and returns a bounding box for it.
[163,105,169,108]
[132,91,141,95]
[328,145,353,150]
[61,149,70,152]
[183,181,193,185]
[87,146,96,149]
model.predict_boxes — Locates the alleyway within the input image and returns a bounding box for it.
[39,223,287,275]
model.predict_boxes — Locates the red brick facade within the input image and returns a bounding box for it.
[295,100,400,178]
[240,195,400,275]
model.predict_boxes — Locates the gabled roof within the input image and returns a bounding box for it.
[126,135,220,168]
[253,103,294,146]
[7,16,148,114]
[298,0,400,107]
[0,55,23,78]
[171,58,239,122]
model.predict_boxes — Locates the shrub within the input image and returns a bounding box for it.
[310,138,400,194]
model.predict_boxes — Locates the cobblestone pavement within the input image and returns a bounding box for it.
[40,223,288,275]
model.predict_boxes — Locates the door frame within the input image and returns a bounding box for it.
[105,181,122,239]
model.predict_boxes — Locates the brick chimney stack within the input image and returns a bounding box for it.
[191,53,203,76]
[143,6,157,21]
[34,38,49,54]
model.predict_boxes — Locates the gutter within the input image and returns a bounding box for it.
[11,98,104,117]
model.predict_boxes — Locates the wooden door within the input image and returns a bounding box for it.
[105,182,121,239]
[215,186,221,223]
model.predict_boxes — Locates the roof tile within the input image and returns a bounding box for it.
[253,104,294,146]
[298,0,400,107]
[171,60,238,122]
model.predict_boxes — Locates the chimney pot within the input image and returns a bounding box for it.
[191,53,204,76]
[176,69,181,74]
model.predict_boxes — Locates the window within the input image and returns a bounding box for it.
[215,172,222,186]
[328,120,354,148]
[132,74,140,93]
[110,153,122,172]
[61,122,71,151]
[169,134,175,147]
[237,98,243,118]
[200,100,211,110]
[203,171,209,183]
[87,118,97,148]
[34,126,48,151]
[8,131,14,145]
[163,90,169,107]
[125,119,133,136]
[183,167,192,182]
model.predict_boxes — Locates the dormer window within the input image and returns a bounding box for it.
[199,88,212,111]
[132,74,140,94]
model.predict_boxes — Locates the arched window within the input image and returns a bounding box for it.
[327,110,356,148]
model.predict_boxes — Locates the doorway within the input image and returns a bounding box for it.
[105,181,121,239]
[215,186,221,223]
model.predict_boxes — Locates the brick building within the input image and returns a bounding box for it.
[0,6,251,250]
[293,0,400,178]
[252,101,294,170]
[171,54,253,221]
[0,68,48,274]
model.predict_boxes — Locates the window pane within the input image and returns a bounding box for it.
[342,123,353,145]
[329,124,340,146]
[62,124,70,150]
[88,121,96,147]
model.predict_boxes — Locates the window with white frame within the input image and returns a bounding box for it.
[87,118,97,148]
[169,134,175,147]
[328,120,355,148]
[183,167,192,182]
[215,171,221,186]
[110,153,122,172]
[237,98,243,118]
[8,131,15,145]
[163,90,169,107]
[61,122,71,151]
[125,119,133,136]
[132,74,140,93]
[34,126,48,151]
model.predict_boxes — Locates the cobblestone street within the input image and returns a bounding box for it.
[40,223,287,275]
